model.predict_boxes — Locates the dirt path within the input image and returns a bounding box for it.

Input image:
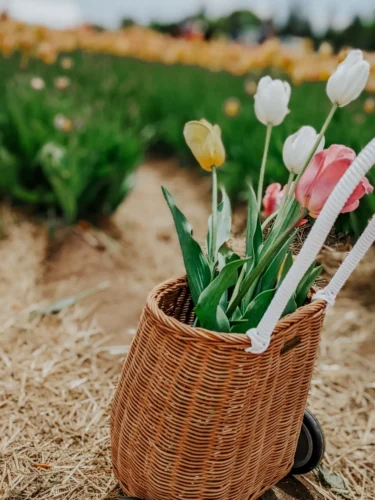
[42,160,211,346]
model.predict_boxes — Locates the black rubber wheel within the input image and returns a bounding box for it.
[291,409,326,475]
[116,497,142,500]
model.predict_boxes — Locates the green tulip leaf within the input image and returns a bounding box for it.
[295,264,323,307]
[162,186,211,305]
[231,288,275,334]
[207,187,232,260]
[259,232,296,293]
[217,245,241,271]
[277,252,294,287]
[282,293,298,317]
[195,257,251,330]
[246,183,262,266]
[215,305,230,332]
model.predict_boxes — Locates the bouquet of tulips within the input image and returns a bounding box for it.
[163,50,374,334]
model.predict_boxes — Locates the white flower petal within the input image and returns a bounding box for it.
[327,50,369,106]
[254,76,291,126]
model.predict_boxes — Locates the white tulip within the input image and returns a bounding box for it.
[326,50,370,107]
[283,126,325,174]
[254,76,291,126]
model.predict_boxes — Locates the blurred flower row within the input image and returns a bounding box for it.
[2,18,375,91]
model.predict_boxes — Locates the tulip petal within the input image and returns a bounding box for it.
[345,49,364,66]
[283,125,324,174]
[341,200,360,214]
[295,143,371,218]
[283,81,291,100]
[263,183,282,217]
[257,75,273,92]
[254,76,291,126]
[338,61,370,107]
[295,150,326,208]
[200,118,213,130]
[322,145,356,170]
[327,50,370,106]
[307,158,354,217]
[296,144,353,205]
[184,120,225,170]
[183,121,213,171]
[342,177,374,213]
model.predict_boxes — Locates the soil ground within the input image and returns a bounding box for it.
[1,161,374,499]
[42,161,212,346]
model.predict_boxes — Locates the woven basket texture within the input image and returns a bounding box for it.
[111,277,326,500]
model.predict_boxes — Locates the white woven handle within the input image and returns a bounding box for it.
[247,138,375,354]
[313,215,375,307]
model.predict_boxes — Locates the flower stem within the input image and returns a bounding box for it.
[273,171,294,228]
[227,207,308,317]
[257,124,273,212]
[283,172,295,205]
[261,209,279,231]
[227,263,247,312]
[210,166,218,269]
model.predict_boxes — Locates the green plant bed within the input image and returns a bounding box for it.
[0,55,144,223]
[0,52,374,231]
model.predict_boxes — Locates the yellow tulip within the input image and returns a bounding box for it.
[183,119,225,171]
[364,97,375,114]
[223,98,241,117]
[244,79,257,95]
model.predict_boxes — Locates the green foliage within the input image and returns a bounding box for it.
[207,187,232,257]
[231,289,275,333]
[162,187,211,304]
[0,69,143,222]
[0,51,374,232]
[245,184,263,267]
[165,180,320,333]
[295,264,323,308]
[195,257,251,330]
[258,232,296,293]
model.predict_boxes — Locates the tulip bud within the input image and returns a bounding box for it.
[326,50,370,107]
[283,126,325,174]
[254,76,291,126]
[263,183,286,217]
[183,119,225,171]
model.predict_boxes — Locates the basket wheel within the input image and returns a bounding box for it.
[291,408,326,475]
[116,497,141,500]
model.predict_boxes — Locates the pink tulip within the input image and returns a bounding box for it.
[295,144,373,218]
[263,183,286,217]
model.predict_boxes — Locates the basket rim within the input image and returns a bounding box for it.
[145,276,326,348]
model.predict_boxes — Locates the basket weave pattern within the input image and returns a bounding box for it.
[111,277,326,500]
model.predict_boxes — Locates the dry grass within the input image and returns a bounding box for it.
[309,256,375,500]
[0,210,129,499]
[0,312,126,500]
[0,170,374,499]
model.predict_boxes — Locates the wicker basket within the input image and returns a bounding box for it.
[111,138,375,500]
[111,277,326,500]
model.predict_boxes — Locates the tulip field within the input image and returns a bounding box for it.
[1,36,375,232]
[1,18,375,500]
